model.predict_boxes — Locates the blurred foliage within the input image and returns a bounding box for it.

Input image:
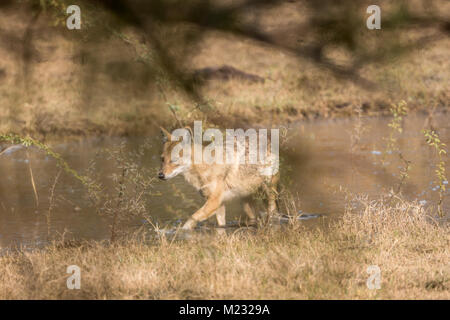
[423,129,447,217]
[1,0,448,112]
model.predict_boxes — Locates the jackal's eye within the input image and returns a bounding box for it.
[160,156,164,162]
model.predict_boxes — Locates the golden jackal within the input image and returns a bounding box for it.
[158,126,279,230]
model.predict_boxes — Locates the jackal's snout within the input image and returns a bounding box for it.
[158,171,167,180]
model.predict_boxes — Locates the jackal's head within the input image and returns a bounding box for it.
[158,127,192,180]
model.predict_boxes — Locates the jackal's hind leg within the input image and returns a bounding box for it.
[264,175,279,218]
[243,201,257,225]
[215,205,226,227]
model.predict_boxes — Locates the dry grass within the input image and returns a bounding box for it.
[0,196,448,299]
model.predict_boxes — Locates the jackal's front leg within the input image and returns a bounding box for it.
[182,185,224,230]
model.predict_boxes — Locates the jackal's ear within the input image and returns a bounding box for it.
[184,126,193,137]
[160,127,172,142]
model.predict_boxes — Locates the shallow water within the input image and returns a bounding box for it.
[0,113,449,248]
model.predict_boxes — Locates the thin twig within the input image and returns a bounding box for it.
[47,169,62,239]
[26,150,39,207]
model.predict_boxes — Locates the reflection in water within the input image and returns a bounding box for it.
[0,113,449,248]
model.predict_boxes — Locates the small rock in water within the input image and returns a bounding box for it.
[74,206,81,212]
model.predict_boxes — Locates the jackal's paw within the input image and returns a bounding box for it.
[182,218,197,230]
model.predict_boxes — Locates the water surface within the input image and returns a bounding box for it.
[0,113,449,248]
